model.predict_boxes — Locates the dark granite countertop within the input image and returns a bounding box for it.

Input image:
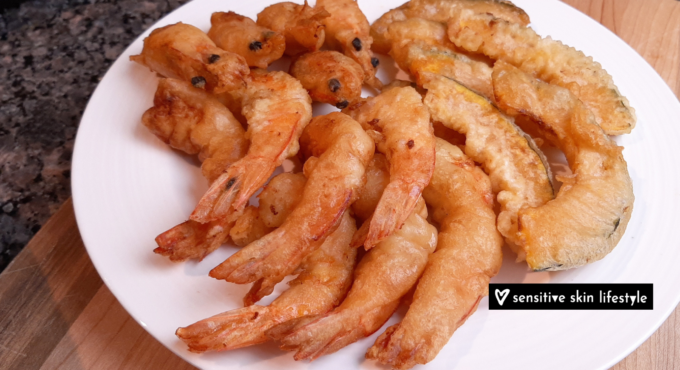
[0,0,189,272]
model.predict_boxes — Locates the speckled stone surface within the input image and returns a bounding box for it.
[0,0,189,272]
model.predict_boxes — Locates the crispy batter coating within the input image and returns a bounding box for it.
[367,139,503,369]
[230,206,272,248]
[371,0,529,55]
[423,73,554,252]
[352,153,390,222]
[130,23,249,94]
[259,172,307,228]
[386,18,494,99]
[343,87,435,250]
[492,61,634,270]
[273,199,437,360]
[317,0,382,89]
[209,112,374,304]
[448,10,636,134]
[290,51,364,108]
[208,12,285,69]
[257,1,330,56]
[176,211,357,352]
[191,70,313,223]
[142,78,248,261]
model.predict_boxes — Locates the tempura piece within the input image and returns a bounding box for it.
[423,73,554,252]
[386,19,493,99]
[209,112,374,303]
[316,0,382,89]
[290,51,364,108]
[367,139,503,369]
[142,78,248,261]
[352,153,390,222]
[448,10,636,134]
[344,87,435,250]
[492,61,634,270]
[370,0,529,55]
[272,199,438,360]
[230,172,307,247]
[176,211,357,352]
[257,1,330,56]
[191,70,312,223]
[208,12,286,69]
[130,23,249,93]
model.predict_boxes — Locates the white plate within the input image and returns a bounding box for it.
[71,0,680,369]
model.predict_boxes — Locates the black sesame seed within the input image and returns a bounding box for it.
[352,38,362,51]
[249,41,263,51]
[371,57,379,68]
[208,54,220,64]
[328,78,341,92]
[336,100,349,109]
[407,139,414,149]
[226,177,237,189]
[191,76,206,89]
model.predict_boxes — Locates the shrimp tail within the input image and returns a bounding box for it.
[191,158,276,223]
[176,305,278,353]
[364,182,422,249]
[154,219,231,262]
[243,278,278,306]
[209,229,286,284]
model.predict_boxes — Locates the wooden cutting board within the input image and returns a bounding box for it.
[1,1,678,369]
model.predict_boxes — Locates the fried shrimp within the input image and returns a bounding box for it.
[209,112,374,304]
[256,1,330,56]
[367,139,503,369]
[142,78,248,261]
[385,19,494,99]
[273,199,438,360]
[290,51,364,108]
[176,211,357,352]
[207,12,285,69]
[130,23,249,94]
[370,0,529,55]
[448,11,636,134]
[492,61,634,271]
[344,87,435,250]
[191,70,312,224]
[423,73,553,253]
[352,153,390,222]
[316,0,382,89]
[230,172,307,247]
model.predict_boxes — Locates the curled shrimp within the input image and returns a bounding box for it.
[256,1,330,56]
[273,199,438,360]
[344,86,435,250]
[142,78,248,261]
[367,139,503,369]
[230,172,307,247]
[208,12,286,69]
[191,70,312,223]
[130,22,249,94]
[316,0,382,89]
[176,211,357,352]
[209,112,374,303]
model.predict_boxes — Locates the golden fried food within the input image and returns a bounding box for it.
[371,0,529,55]
[492,61,634,270]
[367,139,503,369]
[274,199,437,360]
[317,0,382,89]
[230,172,307,247]
[290,51,364,108]
[130,23,249,94]
[209,112,374,304]
[352,153,390,222]
[191,70,312,223]
[423,73,554,252]
[142,78,248,261]
[176,211,357,352]
[256,1,330,56]
[344,86,435,250]
[208,11,286,69]
[386,18,494,99]
[448,10,636,134]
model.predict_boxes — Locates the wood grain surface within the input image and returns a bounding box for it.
[0,1,678,369]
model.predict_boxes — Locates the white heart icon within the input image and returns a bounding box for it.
[495,289,510,306]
